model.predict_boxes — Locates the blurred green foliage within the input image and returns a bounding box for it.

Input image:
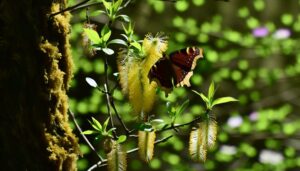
[68,0,300,170]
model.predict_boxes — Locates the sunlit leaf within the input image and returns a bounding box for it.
[118,14,130,22]
[81,130,97,135]
[102,0,112,11]
[85,77,98,87]
[83,28,101,44]
[176,99,189,117]
[117,135,127,144]
[108,39,127,46]
[102,48,114,55]
[113,0,123,11]
[91,117,102,131]
[208,81,215,100]
[212,97,239,107]
[90,10,105,17]
[101,24,110,37]
[130,41,142,51]
[103,30,111,42]
[192,90,209,105]
[103,117,110,131]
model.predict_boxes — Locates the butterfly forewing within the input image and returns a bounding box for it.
[169,47,203,71]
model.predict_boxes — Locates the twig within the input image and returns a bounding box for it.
[49,0,91,19]
[104,83,117,138]
[156,115,203,133]
[68,109,104,161]
[109,95,130,134]
[87,135,173,171]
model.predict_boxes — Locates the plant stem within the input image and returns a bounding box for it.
[68,109,104,161]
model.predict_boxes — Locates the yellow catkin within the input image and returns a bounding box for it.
[118,33,168,119]
[189,119,217,162]
[107,141,127,171]
[128,61,144,114]
[138,131,156,163]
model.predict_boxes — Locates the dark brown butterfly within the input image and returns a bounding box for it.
[148,47,203,93]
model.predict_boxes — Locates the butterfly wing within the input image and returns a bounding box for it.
[169,47,203,87]
[148,56,175,92]
[148,47,204,94]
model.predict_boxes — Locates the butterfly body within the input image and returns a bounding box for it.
[148,47,203,93]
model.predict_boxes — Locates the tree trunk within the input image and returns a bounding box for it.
[0,0,80,170]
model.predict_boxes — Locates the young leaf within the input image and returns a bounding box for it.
[102,48,114,55]
[117,135,127,144]
[107,128,117,137]
[103,117,110,131]
[212,97,239,107]
[108,39,127,46]
[176,99,189,117]
[117,14,130,22]
[208,81,215,100]
[101,25,110,37]
[85,77,98,88]
[90,10,105,17]
[113,0,123,12]
[83,28,101,44]
[102,29,112,42]
[102,0,112,11]
[193,90,210,105]
[91,117,102,131]
[130,41,142,51]
[82,130,97,135]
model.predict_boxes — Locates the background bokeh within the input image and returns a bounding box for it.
[68,0,300,170]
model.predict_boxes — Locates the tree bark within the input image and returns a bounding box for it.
[0,0,80,170]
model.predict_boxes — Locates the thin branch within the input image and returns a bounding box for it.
[87,135,173,171]
[109,95,130,134]
[104,83,117,138]
[68,109,104,161]
[156,115,203,133]
[49,0,91,19]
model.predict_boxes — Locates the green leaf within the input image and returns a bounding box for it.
[117,135,127,144]
[151,119,165,128]
[107,128,116,137]
[102,0,112,11]
[108,39,127,46]
[130,41,142,51]
[91,117,102,131]
[176,99,189,117]
[101,25,110,37]
[103,117,110,131]
[192,90,209,104]
[90,10,105,17]
[117,14,130,22]
[85,77,98,87]
[102,29,111,42]
[113,0,123,12]
[82,130,97,135]
[83,28,101,44]
[212,97,239,107]
[102,48,114,55]
[208,81,215,100]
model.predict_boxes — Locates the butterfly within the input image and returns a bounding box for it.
[148,47,204,93]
